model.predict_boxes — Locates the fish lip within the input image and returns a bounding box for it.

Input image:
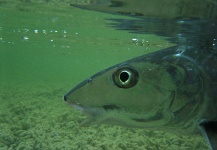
[66,101,87,112]
[65,101,81,107]
[63,95,83,108]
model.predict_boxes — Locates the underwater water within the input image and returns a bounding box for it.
[0,1,209,150]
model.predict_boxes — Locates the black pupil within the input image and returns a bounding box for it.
[120,71,129,82]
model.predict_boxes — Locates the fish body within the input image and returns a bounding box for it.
[64,46,217,132]
[65,0,217,149]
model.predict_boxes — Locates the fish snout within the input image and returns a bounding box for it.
[63,95,67,102]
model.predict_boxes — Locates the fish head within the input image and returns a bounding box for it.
[64,58,180,128]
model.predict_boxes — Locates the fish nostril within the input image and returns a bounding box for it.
[63,95,67,101]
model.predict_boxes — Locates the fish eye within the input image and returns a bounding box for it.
[112,67,139,88]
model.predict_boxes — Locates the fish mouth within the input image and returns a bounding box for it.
[64,98,107,118]
[67,102,86,112]
[64,95,121,113]
[63,96,85,111]
[64,99,110,126]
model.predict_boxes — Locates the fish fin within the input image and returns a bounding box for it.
[200,121,217,150]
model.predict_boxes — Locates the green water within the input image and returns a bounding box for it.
[0,1,208,150]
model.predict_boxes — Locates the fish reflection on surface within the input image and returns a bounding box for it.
[70,0,217,19]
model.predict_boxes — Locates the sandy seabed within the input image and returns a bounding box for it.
[0,84,209,150]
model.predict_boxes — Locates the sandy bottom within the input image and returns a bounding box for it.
[0,84,209,150]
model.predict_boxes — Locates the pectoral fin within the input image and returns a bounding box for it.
[200,121,217,150]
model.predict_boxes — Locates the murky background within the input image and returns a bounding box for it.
[0,1,209,149]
